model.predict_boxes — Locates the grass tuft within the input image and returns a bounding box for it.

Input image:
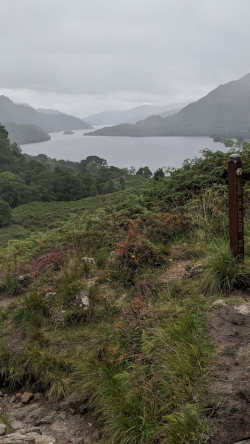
[202,240,250,295]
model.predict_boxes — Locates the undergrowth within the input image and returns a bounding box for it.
[0,147,250,443]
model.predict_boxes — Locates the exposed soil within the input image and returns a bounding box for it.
[0,295,12,309]
[158,259,191,282]
[208,291,250,444]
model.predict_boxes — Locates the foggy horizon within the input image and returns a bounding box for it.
[1,0,250,117]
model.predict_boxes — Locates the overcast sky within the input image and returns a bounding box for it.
[0,0,250,116]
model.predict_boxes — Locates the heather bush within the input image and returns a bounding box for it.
[114,221,162,284]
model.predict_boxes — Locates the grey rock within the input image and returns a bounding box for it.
[17,275,33,286]
[86,280,96,289]
[211,299,228,308]
[0,431,56,443]
[186,263,203,278]
[11,420,25,430]
[44,293,56,302]
[0,424,6,436]
[72,290,89,308]
[83,257,96,265]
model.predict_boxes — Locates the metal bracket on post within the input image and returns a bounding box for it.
[228,154,244,262]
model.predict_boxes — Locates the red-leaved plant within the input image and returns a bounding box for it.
[114,221,162,284]
[30,248,66,277]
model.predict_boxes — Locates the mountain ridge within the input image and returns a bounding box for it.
[87,74,250,137]
[0,96,92,144]
[83,102,187,126]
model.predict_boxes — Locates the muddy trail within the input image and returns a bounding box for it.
[208,291,250,444]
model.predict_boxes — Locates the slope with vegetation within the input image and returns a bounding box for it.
[0,140,250,442]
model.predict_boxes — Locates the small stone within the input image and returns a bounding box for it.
[211,299,228,307]
[21,392,34,404]
[11,420,25,430]
[86,280,96,289]
[186,263,203,277]
[235,302,250,315]
[72,290,89,307]
[83,257,96,265]
[10,395,16,403]
[44,292,56,301]
[0,392,3,397]
[33,393,43,402]
[16,274,33,286]
[0,423,6,436]
[13,403,21,409]
[15,393,22,400]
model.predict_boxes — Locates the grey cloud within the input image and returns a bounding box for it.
[0,0,250,114]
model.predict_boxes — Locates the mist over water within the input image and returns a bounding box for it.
[21,130,227,171]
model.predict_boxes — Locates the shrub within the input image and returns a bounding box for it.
[146,211,191,242]
[0,199,12,227]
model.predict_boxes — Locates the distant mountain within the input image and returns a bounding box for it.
[36,108,64,115]
[0,96,92,144]
[83,103,186,126]
[88,74,250,137]
[5,122,51,145]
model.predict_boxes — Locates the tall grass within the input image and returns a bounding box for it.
[202,239,250,295]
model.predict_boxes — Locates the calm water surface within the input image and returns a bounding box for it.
[21,129,227,171]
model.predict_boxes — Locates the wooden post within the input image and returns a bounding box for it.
[228,154,244,262]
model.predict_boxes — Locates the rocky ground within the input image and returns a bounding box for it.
[0,258,249,443]
[0,390,101,443]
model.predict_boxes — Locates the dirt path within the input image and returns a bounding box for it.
[158,259,192,282]
[208,291,250,444]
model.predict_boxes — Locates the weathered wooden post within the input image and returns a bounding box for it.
[228,154,244,262]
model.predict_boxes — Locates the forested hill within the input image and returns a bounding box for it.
[0,124,137,221]
[0,96,91,144]
[88,73,250,137]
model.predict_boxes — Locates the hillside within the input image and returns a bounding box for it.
[4,122,51,145]
[83,103,186,126]
[0,96,91,144]
[0,123,137,213]
[0,144,250,443]
[88,73,250,137]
